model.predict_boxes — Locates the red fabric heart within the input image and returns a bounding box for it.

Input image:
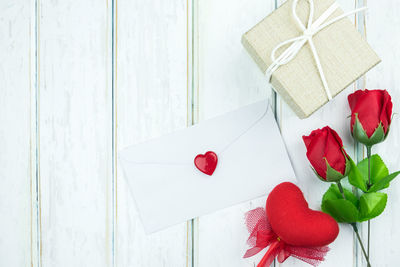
[266,182,339,247]
[194,151,218,175]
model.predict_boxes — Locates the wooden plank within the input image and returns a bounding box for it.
[363,0,400,265]
[115,0,189,266]
[0,1,33,266]
[196,0,360,265]
[276,0,361,266]
[276,92,357,267]
[38,0,113,266]
[195,0,274,266]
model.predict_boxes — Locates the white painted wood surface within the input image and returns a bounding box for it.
[1,0,399,266]
[38,0,113,266]
[196,0,272,266]
[0,1,32,266]
[115,0,189,266]
[274,0,359,265]
[364,0,400,265]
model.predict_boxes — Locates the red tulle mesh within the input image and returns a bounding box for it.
[245,207,273,246]
[285,245,330,266]
[244,207,329,267]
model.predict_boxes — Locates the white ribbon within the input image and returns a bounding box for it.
[265,0,367,100]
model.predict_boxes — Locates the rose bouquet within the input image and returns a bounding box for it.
[303,89,398,266]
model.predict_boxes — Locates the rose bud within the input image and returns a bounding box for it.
[302,126,351,182]
[348,89,393,146]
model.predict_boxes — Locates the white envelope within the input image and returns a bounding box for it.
[119,100,296,234]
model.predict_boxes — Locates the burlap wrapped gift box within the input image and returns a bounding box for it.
[242,0,380,118]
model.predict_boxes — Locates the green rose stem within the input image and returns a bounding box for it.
[367,146,372,187]
[337,181,372,267]
[366,145,372,259]
[352,223,371,267]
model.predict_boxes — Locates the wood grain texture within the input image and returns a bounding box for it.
[38,0,113,266]
[275,0,358,266]
[196,0,360,265]
[115,0,189,266]
[2,0,399,266]
[363,0,400,265]
[276,91,357,267]
[0,1,32,266]
[195,0,274,266]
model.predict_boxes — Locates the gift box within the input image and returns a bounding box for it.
[242,0,380,118]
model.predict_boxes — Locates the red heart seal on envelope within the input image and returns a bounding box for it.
[266,182,339,247]
[194,151,218,176]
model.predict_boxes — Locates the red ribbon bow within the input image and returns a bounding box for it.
[243,207,329,267]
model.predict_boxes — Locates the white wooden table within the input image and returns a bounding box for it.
[1,0,399,266]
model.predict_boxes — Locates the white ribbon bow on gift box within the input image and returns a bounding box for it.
[265,0,367,100]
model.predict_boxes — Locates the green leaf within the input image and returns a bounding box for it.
[358,154,389,187]
[325,158,345,182]
[323,184,359,207]
[343,153,352,177]
[368,124,386,145]
[352,114,369,144]
[368,171,400,192]
[352,115,386,146]
[321,184,359,223]
[310,166,329,182]
[348,157,368,192]
[359,192,387,221]
[322,199,359,223]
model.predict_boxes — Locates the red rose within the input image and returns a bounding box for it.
[303,126,350,182]
[348,89,393,146]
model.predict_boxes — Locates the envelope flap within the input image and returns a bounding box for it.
[119,100,270,164]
